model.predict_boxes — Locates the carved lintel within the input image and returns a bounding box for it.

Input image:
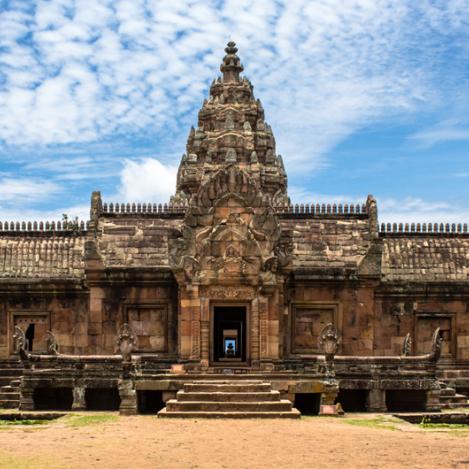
[204,286,254,300]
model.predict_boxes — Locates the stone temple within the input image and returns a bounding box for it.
[0,42,468,416]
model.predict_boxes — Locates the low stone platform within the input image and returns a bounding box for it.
[158,380,300,419]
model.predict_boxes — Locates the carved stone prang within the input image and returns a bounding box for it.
[428,327,443,362]
[402,332,412,356]
[116,323,138,363]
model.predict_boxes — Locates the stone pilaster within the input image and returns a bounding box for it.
[319,381,340,415]
[72,384,86,411]
[19,378,34,411]
[366,388,387,412]
[118,379,137,415]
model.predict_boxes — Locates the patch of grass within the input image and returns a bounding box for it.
[63,413,118,427]
[341,416,400,431]
[0,419,49,426]
[420,422,469,429]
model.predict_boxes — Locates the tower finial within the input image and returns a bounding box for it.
[220,40,243,83]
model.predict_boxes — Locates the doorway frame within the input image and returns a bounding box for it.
[210,301,250,366]
[9,310,51,355]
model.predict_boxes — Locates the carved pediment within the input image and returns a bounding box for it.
[169,165,291,285]
[196,165,263,209]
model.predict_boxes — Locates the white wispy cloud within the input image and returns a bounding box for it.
[117,157,177,202]
[0,204,89,223]
[290,187,469,223]
[0,1,468,221]
[0,0,468,171]
[409,119,469,147]
[0,177,60,203]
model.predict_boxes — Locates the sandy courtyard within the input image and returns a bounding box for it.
[0,413,468,469]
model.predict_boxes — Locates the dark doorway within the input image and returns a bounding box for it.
[213,306,247,363]
[137,390,165,414]
[25,324,35,352]
[295,393,321,415]
[85,388,121,411]
[386,390,427,412]
[335,389,369,412]
[33,387,73,410]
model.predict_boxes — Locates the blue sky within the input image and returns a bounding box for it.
[0,0,468,223]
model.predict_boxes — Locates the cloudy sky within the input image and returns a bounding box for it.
[0,0,468,223]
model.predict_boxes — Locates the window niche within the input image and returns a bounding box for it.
[12,312,50,353]
[415,314,453,356]
[125,305,168,352]
[292,304,338,354]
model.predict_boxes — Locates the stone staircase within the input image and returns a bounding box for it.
[158,380,300,418]
[439,381,469,410]
[438,366,469,394]
[0,359,23,409]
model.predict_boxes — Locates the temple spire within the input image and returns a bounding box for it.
[220,41,244,83]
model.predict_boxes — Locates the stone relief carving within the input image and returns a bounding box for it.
[169,165,291,287]
[205,286,254,299]
[318,323,340,380]
[402,332,412,356]
[13,326,27,355]
[45,331,59,355]
[116,323,138,362]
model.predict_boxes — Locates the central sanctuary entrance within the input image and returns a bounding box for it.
[212,306,247,364]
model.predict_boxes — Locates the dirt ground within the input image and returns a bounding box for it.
[0,413,468,469]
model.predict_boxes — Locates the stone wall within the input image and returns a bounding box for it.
[0,284,88,357]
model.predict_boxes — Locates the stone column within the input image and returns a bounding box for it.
[250,297,260,368]
[200,297,210,368]
[118,379,137,415]
[259,296,268,359]
[19,377,34,411]
[426,388,441,411]
[319,381,339,415]
[366,388,387,412]
[72,384,86,411]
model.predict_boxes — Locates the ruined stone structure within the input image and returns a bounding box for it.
[0,42,468,416]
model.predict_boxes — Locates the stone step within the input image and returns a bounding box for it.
[158,408,301,419]
[450,394,468,402]
[0,378,18,387]
[0,393,20,401]
[440,392,468,401]
[441,370,469,378]
[177,390,280,402]
[0,361,22,368]
[439,388,457,397]
[0,369,23,376]
[189,380,266,384]
[0,385,20,394]
[440,402,469,409]
[166,399,293,413]
[183,383,272,393]
[0,401,19,409]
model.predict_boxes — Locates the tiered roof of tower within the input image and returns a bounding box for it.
[172,41,289,205]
